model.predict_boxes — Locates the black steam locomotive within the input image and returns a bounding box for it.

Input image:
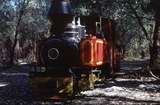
[30,0,120,100]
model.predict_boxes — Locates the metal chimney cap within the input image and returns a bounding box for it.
[48,0,73,16]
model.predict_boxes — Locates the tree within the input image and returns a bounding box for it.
[72,0,152,57]
[148,0,160,78]
[0,0,50,66]
[9,0,31,64]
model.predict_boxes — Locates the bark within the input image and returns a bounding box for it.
[150,19,159,65]
[150,12,160,75]
[10,0,28,65]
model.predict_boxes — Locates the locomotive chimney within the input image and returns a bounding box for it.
[48,0,73,17]
[48,0,74,35]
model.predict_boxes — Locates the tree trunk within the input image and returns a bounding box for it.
[10,15,23,65]
[150,12,160,77]
[10,32,18,65]
[10,0,28,65]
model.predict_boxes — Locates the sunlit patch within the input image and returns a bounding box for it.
[115,77,156,82]
[0,82,9,87]
[17,59,27,65]
[81,85,160,102]
[120,67,142,71]
[1,73,29,76]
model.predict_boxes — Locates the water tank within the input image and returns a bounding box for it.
[80,35,107,67]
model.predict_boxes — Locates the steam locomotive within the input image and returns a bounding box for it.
[30,0,120,100]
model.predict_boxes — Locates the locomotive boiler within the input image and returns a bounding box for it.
[39,24,80,67]
[30,0,120,100]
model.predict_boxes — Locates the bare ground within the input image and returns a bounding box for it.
[0,59,160,105]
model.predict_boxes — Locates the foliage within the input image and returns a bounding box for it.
[0,0,159,65]
[71,0,155,58]
[0,0,50,65]
[0,0,50,41]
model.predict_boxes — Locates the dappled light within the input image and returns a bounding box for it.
[0,82,9,87]
[0,0,160,104]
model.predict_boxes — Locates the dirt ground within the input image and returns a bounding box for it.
[0,59,160,105]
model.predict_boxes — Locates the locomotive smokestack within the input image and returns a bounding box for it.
[48,0,73,17]
[48,0,74,35]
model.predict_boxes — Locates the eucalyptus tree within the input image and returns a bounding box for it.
[0,0,50,65]
[8,0,32,64]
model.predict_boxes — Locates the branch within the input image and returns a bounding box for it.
[128,14,160,23]
[126,1,152,43]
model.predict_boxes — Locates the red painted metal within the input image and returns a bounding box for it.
[80,35,107,67]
